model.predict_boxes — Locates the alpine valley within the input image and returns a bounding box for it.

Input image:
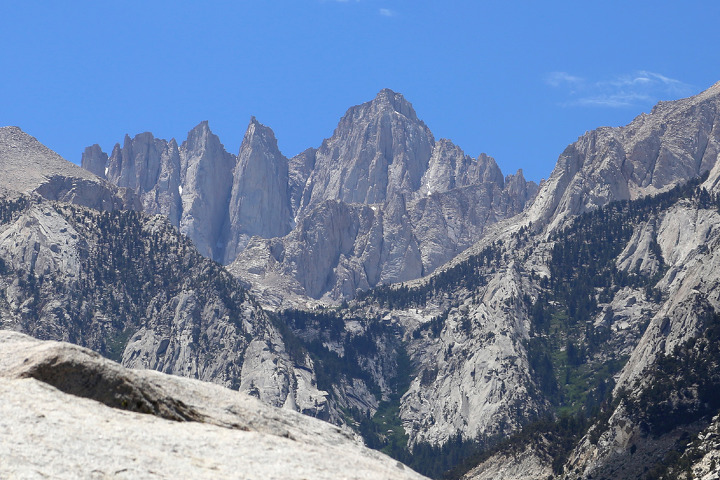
[2,83,720,479]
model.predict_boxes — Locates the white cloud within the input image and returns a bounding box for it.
[379,8,394,16]
[545,71,584,88]
[547,71,695,108]
[572,92,653,108]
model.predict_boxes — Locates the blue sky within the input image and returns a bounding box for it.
[1,1,718,181]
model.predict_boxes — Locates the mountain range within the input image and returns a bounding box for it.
[2,82,720,479]
[82,89,537,305]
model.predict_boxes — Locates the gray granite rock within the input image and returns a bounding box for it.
[223,117,293,263]
[0,331,427,480]
[86,91,537,303]
[0,126,138,211]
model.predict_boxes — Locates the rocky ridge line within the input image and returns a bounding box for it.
[83,89,538,304]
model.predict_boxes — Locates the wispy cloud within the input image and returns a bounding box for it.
[379,8,395,16]
[545,72,583,88]
[546,71,695,108]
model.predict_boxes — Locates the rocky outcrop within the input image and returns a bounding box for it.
[80,143,108,178]
[227,92,537,305]
[288,147,316,215]
[463,446,552,480]
[177,121,236,260]
[100,132,184,225]
[299,89,434,209]
[0,126,138,211]
[528,80,720,233]
[223,117,293,263]
[0,331,427,480]
[398,263,542,446]
[84,119,292,263]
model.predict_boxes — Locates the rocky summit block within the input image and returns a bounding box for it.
[0,330,427,480]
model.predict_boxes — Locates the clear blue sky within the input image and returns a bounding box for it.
[1,1,718,181]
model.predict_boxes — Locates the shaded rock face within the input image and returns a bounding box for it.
[85,119,288,263]
[228,91,537,304]
[80,144,108,178]
[178,121,236,260]
[300,89,435,208]
[104,132,184,226]
[86,90,537,303]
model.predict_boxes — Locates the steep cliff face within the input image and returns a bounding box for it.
[528,81,720,233]
[94,132,184,226]
[223,118,293,264]
[299,89,435,209]
[227,91,537,304]
[86,90,537,303]
[177,121,237,260]
[80,143,108,178]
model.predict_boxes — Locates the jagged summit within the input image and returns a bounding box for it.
[223,116,292,263]
[81,144,108,178]
[685,79,720,103]
[242,116,282,154]
[182,120,222,155]
[369,88,420,121]
[305,88,434,207]
[81,91,537,302]
[527,79,720,233]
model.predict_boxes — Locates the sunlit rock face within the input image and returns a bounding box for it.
[0,331,428,480]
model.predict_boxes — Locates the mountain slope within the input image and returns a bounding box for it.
[0,197,330,417]
[528,80,720,232]
[0,126,138,211]
[228,90,537,304]
[19,81,720,479]
[415,82,720,478]
[267,81,720,478]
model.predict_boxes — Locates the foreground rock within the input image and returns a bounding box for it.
[0,331,426,480]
